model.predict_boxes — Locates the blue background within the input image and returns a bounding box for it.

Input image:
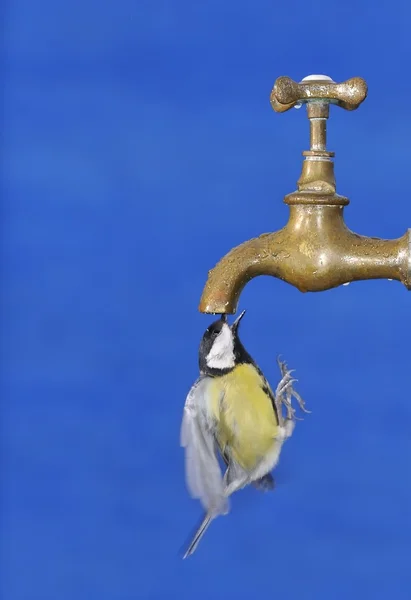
[1,1,410,599]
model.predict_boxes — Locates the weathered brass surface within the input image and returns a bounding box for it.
[270,76,368,112]
[199,75,411,314]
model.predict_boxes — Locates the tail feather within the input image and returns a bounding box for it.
[183,513,213,559]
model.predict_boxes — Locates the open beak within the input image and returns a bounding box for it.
[231,309,246,331]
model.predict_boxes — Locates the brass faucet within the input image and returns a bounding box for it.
[199,74,411,314]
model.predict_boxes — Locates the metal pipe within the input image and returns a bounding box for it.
[199,206,411,314]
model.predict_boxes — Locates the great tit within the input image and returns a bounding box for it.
[180,310,308,558]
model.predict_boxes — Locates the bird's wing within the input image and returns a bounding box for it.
[253,363,280,424]
[180,376,229,516]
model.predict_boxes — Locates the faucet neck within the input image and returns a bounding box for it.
[285,101,349,207]
[298,101,336,194]
[307,101,329,150]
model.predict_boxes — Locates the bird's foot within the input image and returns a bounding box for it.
[274,356,310,427]
[252,473,275,492]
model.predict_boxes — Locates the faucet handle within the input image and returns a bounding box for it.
[270,75,368,113]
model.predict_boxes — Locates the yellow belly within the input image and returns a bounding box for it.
[208,363,279,471]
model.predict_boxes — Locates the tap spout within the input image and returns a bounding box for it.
[199,205,411,314]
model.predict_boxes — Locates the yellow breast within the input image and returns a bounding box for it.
[208,363,279,471]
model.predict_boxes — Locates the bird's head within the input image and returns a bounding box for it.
[199,310,247,375]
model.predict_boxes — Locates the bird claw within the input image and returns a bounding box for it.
[275,356,310,427]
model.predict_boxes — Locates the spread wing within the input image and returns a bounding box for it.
[180,376,229,517]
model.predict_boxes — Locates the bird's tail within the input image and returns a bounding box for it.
[183,512,214,559]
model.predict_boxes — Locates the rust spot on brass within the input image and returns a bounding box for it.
[199,74,411,314]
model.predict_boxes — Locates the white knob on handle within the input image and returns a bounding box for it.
[300,74,335,83]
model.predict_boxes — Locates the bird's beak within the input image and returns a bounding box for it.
[231,309,246,331]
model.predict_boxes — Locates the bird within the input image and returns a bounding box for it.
[180,309,308,558]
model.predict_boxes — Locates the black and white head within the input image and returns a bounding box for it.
[199,310,249,375]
